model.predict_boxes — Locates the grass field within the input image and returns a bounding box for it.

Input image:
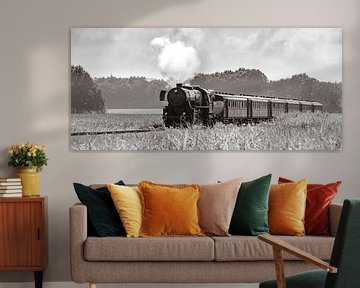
[70,113,342,151]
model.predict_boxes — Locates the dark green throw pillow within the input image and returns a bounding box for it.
[229,174,272,236]
[73,181,126,237]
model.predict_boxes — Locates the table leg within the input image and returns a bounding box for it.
[34,271,43,288]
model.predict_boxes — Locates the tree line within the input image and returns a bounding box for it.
[71,65,341,113]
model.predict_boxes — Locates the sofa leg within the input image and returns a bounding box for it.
[89,283,96,288]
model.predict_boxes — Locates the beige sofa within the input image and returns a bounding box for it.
[70,202,342,287]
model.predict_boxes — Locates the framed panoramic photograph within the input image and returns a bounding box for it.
[70,28,342,151]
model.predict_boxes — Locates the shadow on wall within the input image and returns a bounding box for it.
[0,0,208,283]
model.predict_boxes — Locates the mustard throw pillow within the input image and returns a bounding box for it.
[138,181,204,237]
[107,183,142,237]
[269,179,307,236]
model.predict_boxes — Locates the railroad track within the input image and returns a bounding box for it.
[71,127,165,136]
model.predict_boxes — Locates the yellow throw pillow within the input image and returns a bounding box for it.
[138,181,204,237]
[107,183,142,238]
[269,179,307,236]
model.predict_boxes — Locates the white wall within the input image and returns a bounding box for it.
[0,0,359,282]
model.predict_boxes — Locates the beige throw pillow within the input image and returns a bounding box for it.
[198,178,242,236]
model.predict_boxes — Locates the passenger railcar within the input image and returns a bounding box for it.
[160,83,322,127]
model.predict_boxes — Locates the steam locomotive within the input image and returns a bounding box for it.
[159,83,322,127]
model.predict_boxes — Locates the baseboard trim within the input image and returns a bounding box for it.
[0,282,259,288]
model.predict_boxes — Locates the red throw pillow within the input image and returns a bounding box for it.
[278,177,341,236]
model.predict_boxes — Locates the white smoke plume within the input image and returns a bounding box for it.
[151,36,201,85]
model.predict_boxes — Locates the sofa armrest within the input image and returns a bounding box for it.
[69,203,88,283]
[329,203,342,237]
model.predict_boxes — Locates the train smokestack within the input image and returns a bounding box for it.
[176,83,182,89]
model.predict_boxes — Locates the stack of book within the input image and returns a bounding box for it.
[0,178,22,197]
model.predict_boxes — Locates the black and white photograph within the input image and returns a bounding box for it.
[70,28,342,151]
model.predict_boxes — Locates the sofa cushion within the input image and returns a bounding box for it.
[212,236,334,261]
[84,236,214,261]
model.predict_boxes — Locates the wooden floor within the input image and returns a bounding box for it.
[0,283,259,288]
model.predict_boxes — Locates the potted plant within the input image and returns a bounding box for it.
[8,143,48,197]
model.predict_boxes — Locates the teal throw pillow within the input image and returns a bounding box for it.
[73,181,126,237]
[229,174,272,236]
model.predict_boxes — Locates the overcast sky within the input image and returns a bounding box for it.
[71,28,342,83]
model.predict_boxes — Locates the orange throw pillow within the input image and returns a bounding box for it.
[138,181,204,237]
[269,179,307,236]
[279,177,341,236]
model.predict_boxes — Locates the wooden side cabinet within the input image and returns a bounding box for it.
[0,197,47,288]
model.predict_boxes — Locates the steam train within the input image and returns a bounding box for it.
[159,83,322,127]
